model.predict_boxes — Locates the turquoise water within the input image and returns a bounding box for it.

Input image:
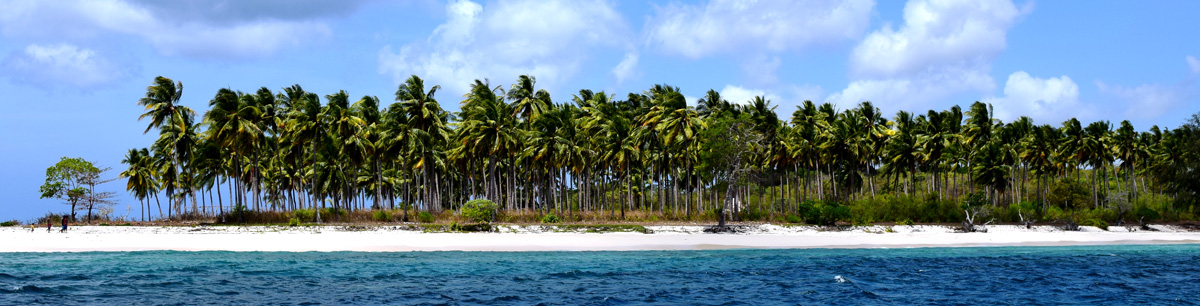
[2,245,1198,305]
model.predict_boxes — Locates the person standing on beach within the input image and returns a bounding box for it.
[47,216,52,232]
[60,216,68,232]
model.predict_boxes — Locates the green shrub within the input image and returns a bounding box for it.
[288,218,300,227]
[800,201,849,226]
[784,214,803,224]
[418,211,434,223]
[899,218,914,226]
[741,207,765,221]
[1081,219,1109,231]
[0,220,18,226]
[448,221,491,232]
[461,199,498,223]
[1136,207,1161,222]
[541,214,562,224]
[291,209,314,222]
[372,210,392,222]
[320,207,348,218]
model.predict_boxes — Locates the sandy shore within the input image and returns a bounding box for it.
[2,224,1199,252]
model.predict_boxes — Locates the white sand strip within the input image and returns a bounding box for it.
[1,225,1198,252]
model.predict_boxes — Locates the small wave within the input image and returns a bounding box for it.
[1,284,48,293]
[834,275,850,283]
[238,270,276,275]
[372,273,404,280]
[547,270,615,278]
[858,290,881,299]
[490,295,522,302]
[599,296,628,305]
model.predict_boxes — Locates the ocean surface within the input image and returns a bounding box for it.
[2,245,1199,305]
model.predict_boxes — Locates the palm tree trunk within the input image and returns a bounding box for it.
[153,192,163,221]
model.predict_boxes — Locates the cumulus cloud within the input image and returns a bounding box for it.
[984,71,1080,123]
[378,0,632,98]
[646,0,871,87]
[645,0,873,59]
[1,43,130,89]
[829,0,1028,111]
[0,0,361,59]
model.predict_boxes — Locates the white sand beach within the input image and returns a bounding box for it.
[2,224,1199,252]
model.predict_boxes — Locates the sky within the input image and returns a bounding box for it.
[1,0,1198,221]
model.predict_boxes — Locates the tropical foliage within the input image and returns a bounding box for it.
[118,75,1200,224]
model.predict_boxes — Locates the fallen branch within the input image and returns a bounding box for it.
[1018,209,1036,229]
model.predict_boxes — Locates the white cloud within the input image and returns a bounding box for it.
[850,0,1025,78]
[0,0,350,59]
[1188,55,1200,75]
[828,64,995,110]
[645,0,874,59]
[1099,82,1189,121]
[612,52,639,84]
[742,54,782,85]
[720,85,781,105]
[785,84,826,103]
[984,71,1080,123]
[830,0,1027,111]
[1097,56,1200,121]
[1,43,128,89]
[378,0,632,98]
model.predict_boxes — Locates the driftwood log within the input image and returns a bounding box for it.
[961,208,994,233]
[1018,209,1036,229]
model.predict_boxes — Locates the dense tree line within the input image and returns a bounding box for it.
[119,75,1200,223]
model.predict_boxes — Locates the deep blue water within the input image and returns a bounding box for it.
[2,245,1199,305]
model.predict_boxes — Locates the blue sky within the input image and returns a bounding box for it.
[1,0,1198,221]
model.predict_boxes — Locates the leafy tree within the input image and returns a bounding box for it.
[40,157,114,223]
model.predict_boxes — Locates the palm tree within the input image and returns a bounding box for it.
[204,88,263,217]
[1083,120,1112,208]
[1113,120,1140,201]
[322,90,367,213]
[124,75,1197,224]
[1022,124,1059,210]
[352,95,385,210]
[457,79,518,205]
[395,75,450,212]
[1059,118,1086,179]
[972,140,1011,204]
[279,85,323,215]
[137,76,196,218]
[883,111,918,195]
[120,148,158,221]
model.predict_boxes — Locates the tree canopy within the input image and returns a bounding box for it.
[114,75,1200,225]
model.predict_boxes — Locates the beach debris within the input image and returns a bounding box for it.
[1056,210,1080,231]
[960,208,992,233]
[703,225,748,234]
[1018,209,1037,229]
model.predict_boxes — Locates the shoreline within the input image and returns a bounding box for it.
[2,224,1199,252]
